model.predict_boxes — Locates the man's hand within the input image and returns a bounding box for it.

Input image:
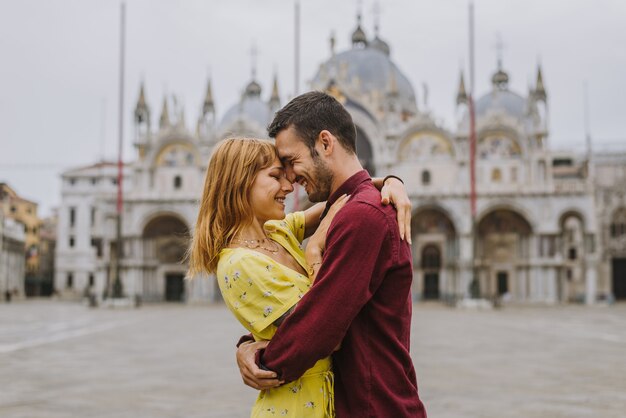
[236,340,284,390]
[381,177,412,244]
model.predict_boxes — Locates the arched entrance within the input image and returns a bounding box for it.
[610,208,626,300]
[411,208,457,301]
[142,214,189,302]
[478,209,532,300]
[421,245,441,300]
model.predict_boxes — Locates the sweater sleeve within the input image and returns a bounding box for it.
[258,201,396,382]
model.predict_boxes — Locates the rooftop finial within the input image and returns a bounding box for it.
[456,71,468,105]
[159,96,170,129]
[491,32,509,89]
[535,64,546,101]
[250,43,258,80]
[203,78,214,115]
[495,32,505,71]
[370,1,390,56]
[271,72,280,101]
[373,0,381,36]
[134,82,149,123]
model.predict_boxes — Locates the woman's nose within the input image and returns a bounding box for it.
[281,177,294,193]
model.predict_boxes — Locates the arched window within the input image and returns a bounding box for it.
[174,175,182,190]
[491,168,502,182]
[421,170,431,185]
[611,209,626,238]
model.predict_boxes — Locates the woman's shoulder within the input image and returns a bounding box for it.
[217,248,269,273]
[265,211,305,240]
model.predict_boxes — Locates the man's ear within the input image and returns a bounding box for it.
[317,130,335,156]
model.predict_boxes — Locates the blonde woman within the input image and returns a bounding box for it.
[188,137,409,417]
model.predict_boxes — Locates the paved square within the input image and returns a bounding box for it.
[1,300,625,417]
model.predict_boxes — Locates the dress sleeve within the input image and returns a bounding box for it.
[266,211,306,243]
[218,252,303,340]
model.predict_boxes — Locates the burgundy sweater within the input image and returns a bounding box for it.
[258,171,426,417]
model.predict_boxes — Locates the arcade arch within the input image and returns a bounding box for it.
[477,209,532,299]
[141,214,189,302]
[411,207,457,301]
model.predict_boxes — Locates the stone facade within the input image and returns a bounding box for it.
[54,17,625,304]
[0,211,26,300]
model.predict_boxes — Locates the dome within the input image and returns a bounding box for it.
[475,89,526,119]
[473,68,526,119]
[370,35,390,56]
[219,93,273,133]
[311,47,418,114]
[351,25,367,46]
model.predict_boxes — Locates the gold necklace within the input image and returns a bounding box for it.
[231,237,280,254]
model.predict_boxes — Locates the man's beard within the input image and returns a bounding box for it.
[307,155,333,202]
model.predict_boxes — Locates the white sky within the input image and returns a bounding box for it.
[1,0,625,216]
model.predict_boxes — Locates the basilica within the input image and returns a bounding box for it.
[54,16,626,304]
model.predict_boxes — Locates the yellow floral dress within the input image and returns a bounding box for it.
[217,212,334,418]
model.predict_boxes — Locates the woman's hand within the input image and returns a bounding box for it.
[380,178,412,244]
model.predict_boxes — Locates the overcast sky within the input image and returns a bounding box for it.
[1,0,625,216]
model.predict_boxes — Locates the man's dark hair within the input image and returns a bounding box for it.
[267,91,357,155]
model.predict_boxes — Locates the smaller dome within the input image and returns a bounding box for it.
[370,36,390,56]
[491,69,509,89]
[244,80,262,97]
[351,25,367,46]
[351,15,368,47]
[219,95,272,134]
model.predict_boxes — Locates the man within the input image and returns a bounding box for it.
[237,91,426,417]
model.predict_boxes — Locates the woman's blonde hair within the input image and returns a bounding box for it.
[187,137,279,276]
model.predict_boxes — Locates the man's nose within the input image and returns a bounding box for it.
[285,167,296,183]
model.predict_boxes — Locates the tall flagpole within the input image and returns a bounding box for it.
[112,1,126,298]
[292,0,301,210]
[583,81,592,165]
[468,1,479,299]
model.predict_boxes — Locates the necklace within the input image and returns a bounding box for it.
[231,237,280,254]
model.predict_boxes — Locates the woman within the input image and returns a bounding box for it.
[188,137,409,417]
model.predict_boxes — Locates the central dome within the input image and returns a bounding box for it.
[475,69,526,119]
[310,47,418,115]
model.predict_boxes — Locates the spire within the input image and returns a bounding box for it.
[534,65,546,101]
[330,31,336,56]
[456,71,468,105]
[250,43,258,81]
[370,1,389,55]
[134,82,149,123]
[269,73,281,111]
[159,96,170,129]
[203,78,214,115]
[270,74,280,102]
[373,0,381,37]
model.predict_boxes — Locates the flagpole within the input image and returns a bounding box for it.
[468,1,480,300]
[112,1,126,298]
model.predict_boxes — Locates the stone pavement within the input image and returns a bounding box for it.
[1,300,625,418]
